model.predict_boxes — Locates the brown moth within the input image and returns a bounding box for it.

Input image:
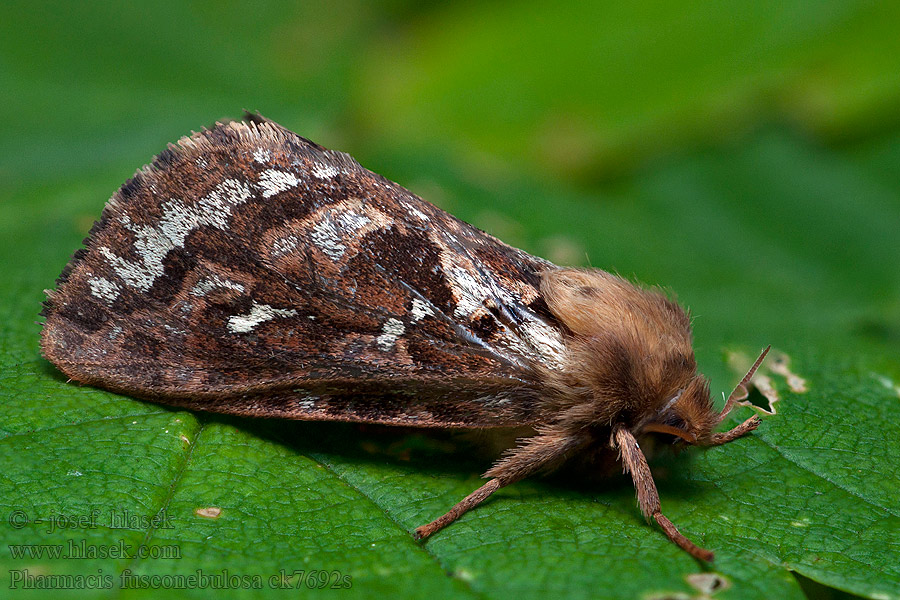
[41,114,767,561]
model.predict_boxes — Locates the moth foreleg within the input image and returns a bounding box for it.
[708,414,760,446]
[613,425,714,561]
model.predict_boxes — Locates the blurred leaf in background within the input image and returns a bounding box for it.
[1,1,898,599]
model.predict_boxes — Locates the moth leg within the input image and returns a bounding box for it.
[613,425,715,561]
[705,345,769,447]
[414,430,581,540]
[708,414,760,446]
[413,479,502,540]
[714,345,770,424]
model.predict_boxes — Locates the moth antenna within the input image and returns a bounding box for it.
[715,345,770,425]
[613,425,714,561]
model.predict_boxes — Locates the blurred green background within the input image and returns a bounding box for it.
[3,1,899,367]
[2,2,899,599]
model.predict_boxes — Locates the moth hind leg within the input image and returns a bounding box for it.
[414,428,583,540]
[414,479,502,540]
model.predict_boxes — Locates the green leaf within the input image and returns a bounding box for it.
[2,2,899,599]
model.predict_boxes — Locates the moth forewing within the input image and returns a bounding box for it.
[40,114,767,561]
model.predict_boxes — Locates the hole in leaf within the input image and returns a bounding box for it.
[745,384,775,414]
[193,506,222,519]
[686,572,729,594]
[767,352,808,393]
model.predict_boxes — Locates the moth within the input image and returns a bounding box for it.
[41,113,768,561]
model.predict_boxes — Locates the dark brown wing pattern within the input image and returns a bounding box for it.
[41,116,567,426]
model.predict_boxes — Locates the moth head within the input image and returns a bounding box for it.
[641,346,770,447]
[540,268,768,446]
[640,375,716,446]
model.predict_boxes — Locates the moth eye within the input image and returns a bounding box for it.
[663,413,687,430]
